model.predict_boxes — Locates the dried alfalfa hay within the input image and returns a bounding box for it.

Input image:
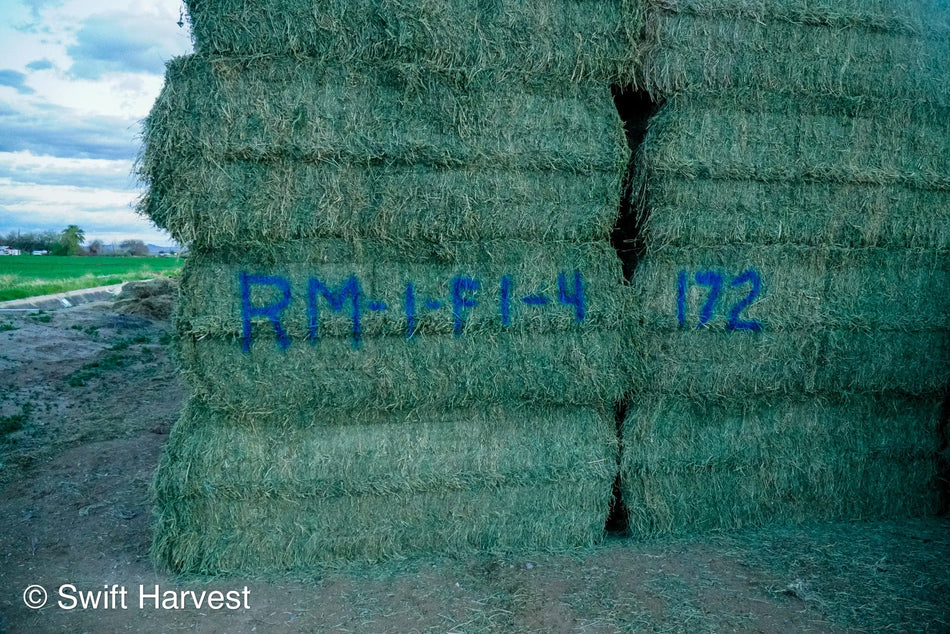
[629,328,948,398]
[142,158,623,250]
[154,482,613,573]
[138,55,630,246]
[639,178,950,250]
[182,0,638,87]
[156,399,618,496]
[636,93,950,191]
[630,244,950,332]
[113,276,179,321]
[139,56,628,170]
[178,327,632,416]
[632,0,950,103]
[152,399,617,572]
[175,238,629,339]
[622,394,946,536]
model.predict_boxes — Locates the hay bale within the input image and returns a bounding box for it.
[641,0,947,33]
[637,94,950,190]
[139,56,628,174]
[640,178,950,250]
[153,480,612,572]
[182,0,635,86]
[176,239,628,339]
[153,400,618,572]
[630,245,950,332]
[635,1,950,102]
[142,159,622,248]
[622,394,945,536]
[178,328,631,415]
[156,399,617,497]
[631,329,950,397]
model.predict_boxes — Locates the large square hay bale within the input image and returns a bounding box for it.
[639,178,950,250]
[631,245,950,332]
[174,237,632,412]
[179,329,632,415]
[182,0,635,85]
[140,56,628,170]
[139,56,630,246]
[633,0,950,102]
[176,239,629,338]
[622,394,946,536]
[153,400,618,572]
[637,94,950,190]
[630,329,949,397]
[141,160,624,249]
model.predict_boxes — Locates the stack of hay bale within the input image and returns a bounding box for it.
[141,1,636,572]
[622,0,950,534]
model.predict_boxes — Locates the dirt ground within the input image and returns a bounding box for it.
[0,300,947,633]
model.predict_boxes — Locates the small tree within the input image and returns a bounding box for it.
[52,225,85,256]
[86,239,104,255]
[5,230,57,253]
[119,239,149,256]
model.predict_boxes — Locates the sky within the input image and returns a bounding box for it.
[0,0,193,246]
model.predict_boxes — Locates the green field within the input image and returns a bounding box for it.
[0,256,183,302]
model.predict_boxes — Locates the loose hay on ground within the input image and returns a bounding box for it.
[622,394,945,536]
[113,277,179,321]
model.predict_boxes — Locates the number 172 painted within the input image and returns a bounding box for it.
[676,268,763,331]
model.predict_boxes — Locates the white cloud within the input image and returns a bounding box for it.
[0,100,140,159]
[0,176,171,244]
[0,0,189,244]
[0,151,134,189]
[68,10,191,80]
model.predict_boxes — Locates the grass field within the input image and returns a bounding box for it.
[0,255,183,301]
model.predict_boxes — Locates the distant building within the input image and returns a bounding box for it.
[0,246,21,255]
[31,250,48,256]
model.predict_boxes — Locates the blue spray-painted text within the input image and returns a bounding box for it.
[676,268,763,332]
[240,271,587,351]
